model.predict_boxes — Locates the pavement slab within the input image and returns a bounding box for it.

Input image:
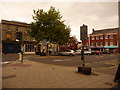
[2,60,119,88]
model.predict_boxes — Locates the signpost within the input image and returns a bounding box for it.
[80,24,88,67]
[78,24,92,75]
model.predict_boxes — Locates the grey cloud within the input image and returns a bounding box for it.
[0,2,118,41]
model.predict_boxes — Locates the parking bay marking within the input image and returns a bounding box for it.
[53,59,72,62]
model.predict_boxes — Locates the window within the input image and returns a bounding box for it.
[32,38,35,41]
[105,35,108,39]
[96,36,99,40]
[105,42,108,46]
[94,42,96,46]
[7,25,11,31]
[100,36,103,39]
[96,42,99,46]
[91,36,94,40]
[110,35,113,39]
[16,27,19,31]
[91,43,94,46]
[110,42,113,46]
[96,42,98,46]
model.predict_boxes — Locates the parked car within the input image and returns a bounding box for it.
[91,51,96,55]
[84,50,92,55]
[79,50,92,55]
[96,51,103,55]
[58,50,75,56]
[74,50,81,55]
[102,51,110,54]
[91,51,103,55]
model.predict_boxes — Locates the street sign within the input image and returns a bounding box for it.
[80,24,88,41]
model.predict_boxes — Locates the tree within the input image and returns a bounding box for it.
[29,6,71,45]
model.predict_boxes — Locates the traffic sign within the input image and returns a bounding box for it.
[80,24,88,41]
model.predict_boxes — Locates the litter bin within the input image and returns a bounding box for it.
[78,67,92,75]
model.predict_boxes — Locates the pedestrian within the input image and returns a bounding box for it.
[49,49,51,55]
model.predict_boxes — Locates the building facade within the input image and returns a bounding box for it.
[1,19,37,54]
[89,28,118,53]
[59,36,78,51]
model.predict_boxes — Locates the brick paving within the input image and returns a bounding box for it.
[2,60,119,88]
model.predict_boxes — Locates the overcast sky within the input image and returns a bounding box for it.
[0,1,119,41]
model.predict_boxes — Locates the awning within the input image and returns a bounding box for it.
[104,46,118,48]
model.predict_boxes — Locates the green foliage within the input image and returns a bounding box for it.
[29,6,71,45]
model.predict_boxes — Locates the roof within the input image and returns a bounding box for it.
[1,19,30,27]
[92,28,119,34]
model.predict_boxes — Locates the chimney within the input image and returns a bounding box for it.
[92,29,95,32]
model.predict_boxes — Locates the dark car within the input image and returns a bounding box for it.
[102,51,110,54]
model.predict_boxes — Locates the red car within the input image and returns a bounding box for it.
[95,51,103,55]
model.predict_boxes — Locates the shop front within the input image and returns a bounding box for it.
[104,46,118,53]
[23,41,37,54]
[90,46,104,51]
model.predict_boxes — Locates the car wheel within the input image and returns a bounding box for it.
[58,53,62,56]
[69,53,73,56]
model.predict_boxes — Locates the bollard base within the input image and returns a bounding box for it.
[78,67,92,75]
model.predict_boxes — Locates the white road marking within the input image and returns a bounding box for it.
[54,60,62,61]
[53,59,72,62]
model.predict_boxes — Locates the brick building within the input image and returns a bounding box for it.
[1,19,37,54]
[59,36,78,51]
[89,28,118,53]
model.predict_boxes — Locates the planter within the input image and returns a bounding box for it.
[78,67,92,75]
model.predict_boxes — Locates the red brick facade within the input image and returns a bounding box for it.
[59,37,78,51]
[89,28,118,53]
